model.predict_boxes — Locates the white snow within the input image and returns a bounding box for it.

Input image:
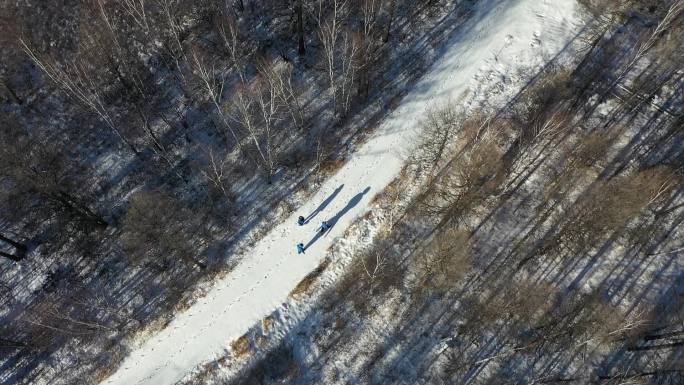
[102,1,582,384]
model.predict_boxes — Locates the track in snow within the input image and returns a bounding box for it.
[103,1,581,384]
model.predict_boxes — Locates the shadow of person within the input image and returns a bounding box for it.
[304,187,370,250]
[305,184,344,224]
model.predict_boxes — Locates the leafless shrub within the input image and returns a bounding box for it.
[414,227,472,295]
[561,166,680,249]
[289,258,330,298]
[21,40,140,155]
[121,191,206,270]
[422,138,505,224]
[413,102,461,169]
[235,342,299,384]
[536,291,626,351]
[199,147,235,202]
[513,68,573,129]
[571,130,615,168]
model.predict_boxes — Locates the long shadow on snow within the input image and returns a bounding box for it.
[304,187,370,251]
[304,184,345,224]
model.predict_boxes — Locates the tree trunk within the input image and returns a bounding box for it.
[296,0,306,55]
[50,192,108,228]
[383,0,397,43]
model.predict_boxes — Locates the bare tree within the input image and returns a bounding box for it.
[0,119,108,233]
[338,30,361,114]
[257,59,304,131]
[200,147,234,201]
[224,74,290,183]
[560,166,680,251]
[613,0,684,87]
[158,0,190,85]
[421,138,505,224]
[21,40,139,156]
[122,191,206,270]
[315,0,348,110]
[121,0,150,32]
[415,227,472,294]
[357,0,383,97]
[296,0,306,55]
[191,48,243,148]
[383,0,397,43]
[413,102,460,170]
[214,13,250,82]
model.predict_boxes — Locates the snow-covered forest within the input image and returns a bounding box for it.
[1,0,481,383]
[1,0,683,384]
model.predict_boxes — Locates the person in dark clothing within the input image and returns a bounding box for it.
[317,221,330,234]
[297,243,305,254]
[297,216,305,226]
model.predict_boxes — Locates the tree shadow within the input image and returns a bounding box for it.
[304,184,344,224]
[304,187,370,250]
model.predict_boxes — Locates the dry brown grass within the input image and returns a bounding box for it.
[320,158,346,175]
[372,167,411,205]
[262,315,275,334]
[231,334,252,358]
[289,258,331,299]
[91,348,126,384]
[572,131,615,168]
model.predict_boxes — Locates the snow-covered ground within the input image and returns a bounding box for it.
[103,1,582,384]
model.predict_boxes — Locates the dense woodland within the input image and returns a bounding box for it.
[0,0,475,383]
[182,0,684,384]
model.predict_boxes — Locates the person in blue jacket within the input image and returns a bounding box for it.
[297,243,305,254]
[297,216,305,226]
[317,221,330,234]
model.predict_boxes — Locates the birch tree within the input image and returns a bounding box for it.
[613,0,684,86]
[223,81,276,182]
[191,49,242,147]
[158,0,190,86]
[357,0,383,97]
[338,30,361,113]
[315,0,348,111]
[21,40,139,156]
[257,59,304,131]
[214,13,249,82]
[200,147,234,200]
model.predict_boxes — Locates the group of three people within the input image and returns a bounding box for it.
[296,216,331,254]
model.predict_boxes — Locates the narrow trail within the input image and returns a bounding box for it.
[103,1,581,384]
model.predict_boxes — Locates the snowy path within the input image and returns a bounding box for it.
[103,1,581,384]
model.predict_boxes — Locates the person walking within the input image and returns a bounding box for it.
[297,243,305,254]
[317,221,330,234]
[297,216,305,226]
